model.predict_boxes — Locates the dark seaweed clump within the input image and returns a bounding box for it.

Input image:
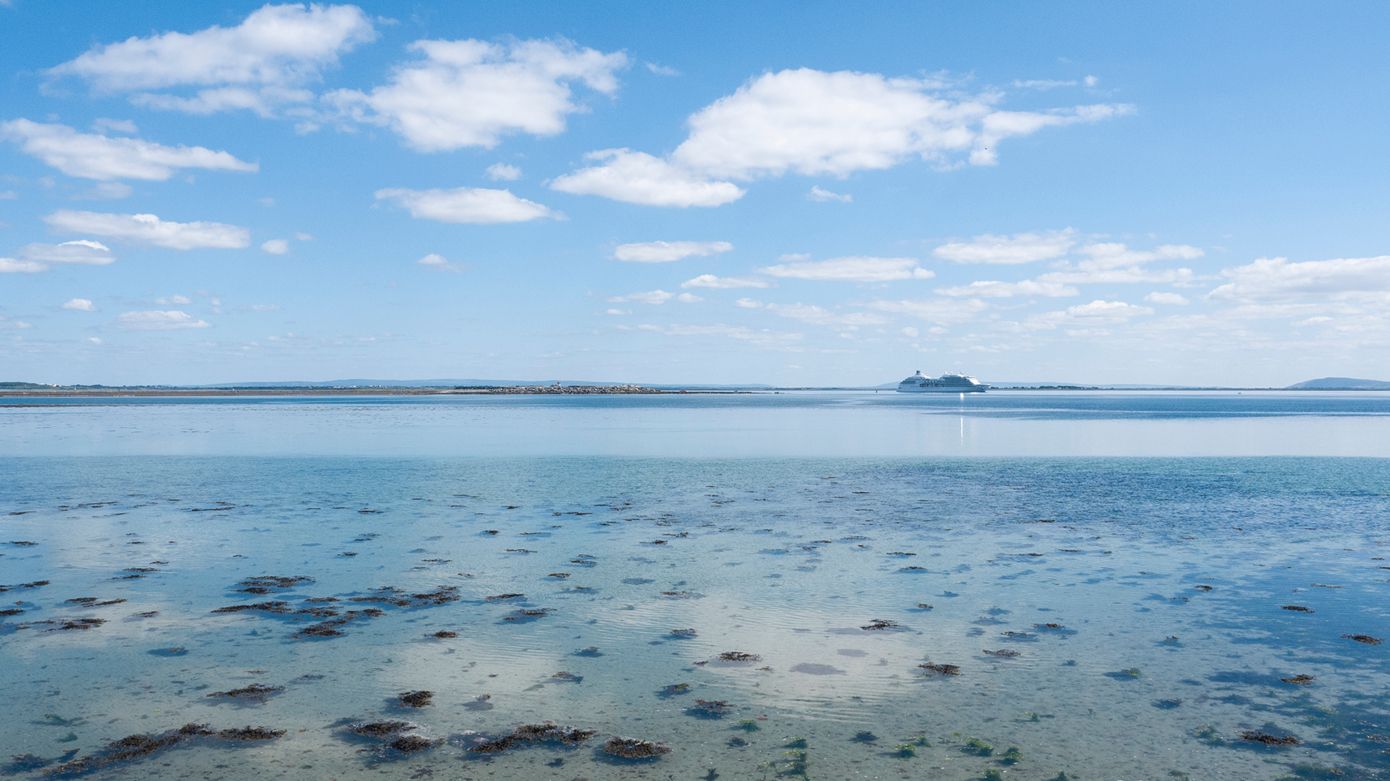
[1240,731,1300,746]
[208,684,283,702]
[860,619,899,631]
[342,721,439,757]
[468,722,596,754]
[1343,634,1382,645]
[1281,674,1315,685]
[350,585,459,608]
[348,720,417,738]
[212,601,293,615]
[686,699,732,719]
[235,576,313,595]
[44,723,281,777]
[54,618,106,632]
[502,608,551,622]
[398,690,433,708]
[601,736,670,760]
[291,608,384,639]
[0,580,49,593]
[919,662,961,676]
[717,651,761,662]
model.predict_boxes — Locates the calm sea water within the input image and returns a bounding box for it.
[1,393,1387,779]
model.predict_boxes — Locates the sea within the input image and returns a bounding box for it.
[1,391,1387,779]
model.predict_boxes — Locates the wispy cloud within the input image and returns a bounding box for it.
[760,256,933,282]
[117,309,210,330]
[375,187,556,224]
[45,211,250,249]
[681,274,769,289]
[613,240,732,263]
[1,119,257,181]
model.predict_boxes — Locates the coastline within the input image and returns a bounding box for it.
[0,385,718,398]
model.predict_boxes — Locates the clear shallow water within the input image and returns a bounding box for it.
[1,395,1388,780]
[4,391,1390,457]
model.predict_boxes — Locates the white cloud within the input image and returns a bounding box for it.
[901,326,919,338]
[261,238,289,255]
[329,38,626,151]
[1036,241,1202,285]
[807,185,852,203]
[765,303,887,327]
[549,149,743,207]
[934,229,1077,264]
[156,294,192,305]
[1084,75,1100,88]
[735,297,763,309]
[604,308,628,316]
[63,298,96,311]
[681,274,769,289]
[50,3,376,115]
[666,68,1131,179]
[645,62,679,77]
[937,279,1078,298]
[608,289,674,305]
[416,252,462,272]
[1144,291,1190,306]
[1024,299,1154,330]
[613,240,732,263]
[485,163,522,181]
[375,186,555,224]
[970,104,1133,165]
[868,298,988,324]
[20,240,117,266]
[1065,299,1153,319]
[760,256,934,282]
[675,292,702,303]
[1209,255,1390,304]
[131,85,315,117]
[45,211,250,249]
[1,119,257,181]
[1011,79,1078,90]
[636,322,803,349]
[117,310,210,330]
[1075,241,1203,268]
[0,258,46,273]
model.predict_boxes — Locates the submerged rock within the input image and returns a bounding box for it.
[601,736,670,760]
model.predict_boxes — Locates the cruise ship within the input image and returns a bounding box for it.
[896,370,988,393]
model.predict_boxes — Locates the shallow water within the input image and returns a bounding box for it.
[2,394,1388,779]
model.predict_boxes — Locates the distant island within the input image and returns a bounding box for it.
[1284,377,1390,390]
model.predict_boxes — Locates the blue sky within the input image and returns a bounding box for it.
[2,1,1388,386]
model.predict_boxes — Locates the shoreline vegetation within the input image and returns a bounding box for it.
[0,384,695,397]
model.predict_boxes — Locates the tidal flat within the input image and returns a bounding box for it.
[2,456,1388,780]
[1,394,1388,779]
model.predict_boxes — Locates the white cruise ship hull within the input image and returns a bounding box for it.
[897,385,987,393]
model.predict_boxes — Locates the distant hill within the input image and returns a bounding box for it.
[1286,377,1390,390]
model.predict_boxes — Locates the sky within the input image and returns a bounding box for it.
[2,1,1389,387]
